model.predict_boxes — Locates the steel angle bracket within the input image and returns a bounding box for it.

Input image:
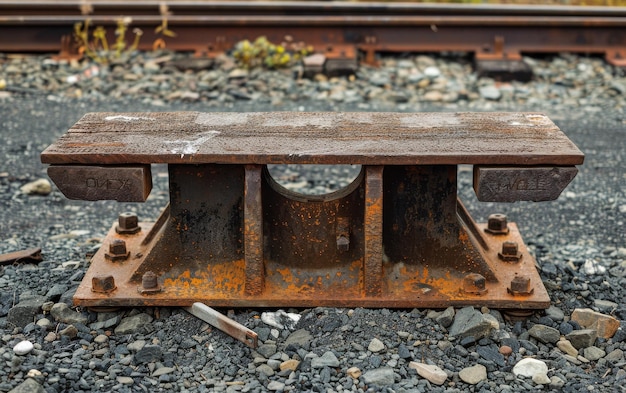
[41,112,584,310]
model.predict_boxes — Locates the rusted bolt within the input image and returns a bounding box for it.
[116,212,141,234]
[485,213,509,235]
[92,275,116,293]
[105,239,130,261]
[337,235,350,252]
[138,271,161,294]
[461,273,487,295]
[498,241,522,262]
[507,275,534,296]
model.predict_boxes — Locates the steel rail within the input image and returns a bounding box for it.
[1,1,626,67]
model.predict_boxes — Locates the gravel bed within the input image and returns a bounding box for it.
[0,51,625,393]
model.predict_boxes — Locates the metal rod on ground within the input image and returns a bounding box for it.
[184,302,258,349]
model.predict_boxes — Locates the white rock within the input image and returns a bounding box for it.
[261,310,300,330]
[409,361,448,385]
[27,369,42,378]
[423,66,441,78]
[20,178,52,196]
[513,358,548,378]
[13,340,34,355]
[583,259,606,275]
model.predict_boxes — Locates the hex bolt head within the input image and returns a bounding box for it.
[507,275,534,296]
[498,241,522,262]
[502,241,518,255]
[105,239,130,262]
[138,271,161,294]
[116,212,141,235]
[485,213,509,235]
[337,235,350,252]
[92,275,116,293]
[462,273,487,295]
[142,271,158,289]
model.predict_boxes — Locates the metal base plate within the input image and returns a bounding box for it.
[74,220,549,309]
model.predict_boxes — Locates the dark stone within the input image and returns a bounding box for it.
[398,344,412,359]
[134,345,163,364]
[369,355,382,368]
[0,292,13,317]
[7,378,45,393]
[559,322,574,335]
[7,296,46,328]
[435,306,455,328]
[566,329,598,350]
[477,345,506,367]
[255,327,271,342]
[460,336,477,347]
[519,340,538,354]
[449,307,493,340]
[528,324,560,344]
[45,284,69,301]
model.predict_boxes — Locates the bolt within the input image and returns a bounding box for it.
[105,239,130,261]
[507,275,534,296]
[116,212,141,234]
[485,213,509,235]
[337,235,350,252]
[498,241,522,262]
[142,271,158,289]
[138,271,161,294]
[462,273,487,295]
[92,275,116,293]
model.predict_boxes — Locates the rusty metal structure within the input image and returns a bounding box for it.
[1,1,626,78]
[41,112,584,309]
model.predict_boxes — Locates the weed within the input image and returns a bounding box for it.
[233,36,313,69]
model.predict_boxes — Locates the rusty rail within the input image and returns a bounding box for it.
[41,112,584,309]
[2,1,626,79]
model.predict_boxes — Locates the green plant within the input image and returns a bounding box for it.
[233,36,313,69]
[74,18,143,63]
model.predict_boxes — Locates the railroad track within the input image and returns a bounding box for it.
[1,1,626,79]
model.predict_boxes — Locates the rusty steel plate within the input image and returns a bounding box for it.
[73,217,549,309]
[41,112,584,166]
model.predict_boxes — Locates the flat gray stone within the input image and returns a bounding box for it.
[267,381,285,391]
[448,307,494,340]
[436,306,455,328]
[256,344,277,358]
[50,303,88,325]
[283,329,313,350]
[311,351,339,368]
[7,296,46,328]
[528,324,560,344]
[583,346,606,361]
[114,313,153,335]
[133,345,162,364]
[566,329,598,350]
[362,367,395,386]
[545,305,565,322]
[8,378,44,393]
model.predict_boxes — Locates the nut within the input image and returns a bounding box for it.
[461,273,487,295]
[337,235,350,252]
[498,241,522,262]
[507,275,534,296]
[92,275,116,293]
[116,212,141,234]
[485,213,509,235]
[105,239,130,261]
[138,271,161,294]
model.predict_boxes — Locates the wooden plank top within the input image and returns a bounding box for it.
[41,112,584,165]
